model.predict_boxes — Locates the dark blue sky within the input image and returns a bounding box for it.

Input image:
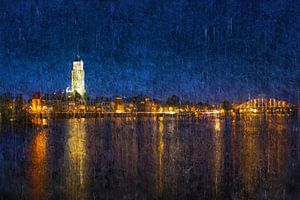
[0,0,299,102]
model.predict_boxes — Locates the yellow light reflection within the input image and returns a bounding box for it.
[214,118,221,132]
[266,116,287,184]
[28,129,47,200]
[212,118,223,197]
[65,119,87,200]
[243,133,259,193]
[155,119,164,198]
[240,116,260,195]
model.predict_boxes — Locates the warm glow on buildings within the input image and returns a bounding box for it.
[31,93,47,114]
[236,97,294,114]
[66,56,86,97]
[115,97,125,113]
[31,98,41,112]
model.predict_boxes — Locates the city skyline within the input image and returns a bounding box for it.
[0,55,298,104]
[0,0,299,102]
[0,1,299,199]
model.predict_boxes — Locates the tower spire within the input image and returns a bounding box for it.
[76,44,80,61]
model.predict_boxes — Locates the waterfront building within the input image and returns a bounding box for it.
[115,97,125,113]
[66,56,86,98]
[145,97,152,112]
[31,92,42,112]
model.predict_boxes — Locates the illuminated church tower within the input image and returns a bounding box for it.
[66,56,86,97]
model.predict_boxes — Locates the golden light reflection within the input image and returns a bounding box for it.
[165,119,181,197]
[212,117,223,197]
[214,117,221,132]
[243,133,259,194]
[231,115,290,198]
[155,118,164,198]
[28,129,47,200]
[240,116,261,195]
[266,116,287,184]
[65,119,87,200]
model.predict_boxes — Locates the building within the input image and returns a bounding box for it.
[115,97,125,113]
[66,56,86,98]
[31,92,42,112]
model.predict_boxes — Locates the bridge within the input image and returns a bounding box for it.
[235,97,295,114]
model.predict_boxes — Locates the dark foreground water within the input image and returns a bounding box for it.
[0,115,299,200]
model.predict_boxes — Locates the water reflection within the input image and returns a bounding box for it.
[1,115,299,199]
[242,120,260,195]
[111,116,138,198]
[156,117,164,198]
[211,117,224,198]
[235,115,290,199]
[64,119,88,200]
[27,129,47,200]
[265,115,288,198]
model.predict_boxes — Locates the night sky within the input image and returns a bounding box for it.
[0,0,299,102]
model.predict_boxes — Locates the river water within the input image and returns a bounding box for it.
[0,115,299,199]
